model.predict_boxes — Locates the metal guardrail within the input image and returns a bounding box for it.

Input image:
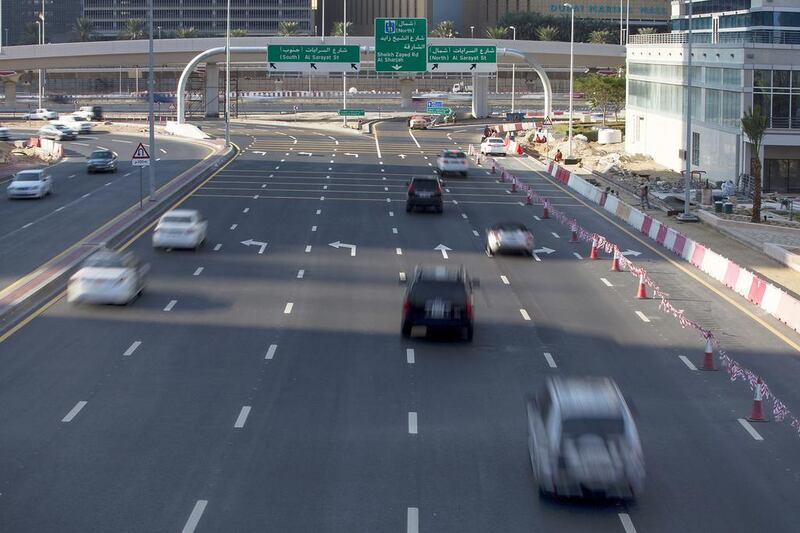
[629,30,800,46]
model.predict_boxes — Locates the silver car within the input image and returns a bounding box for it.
[7,169,53,199]
[486,222,534,256]
[527,377,645,501]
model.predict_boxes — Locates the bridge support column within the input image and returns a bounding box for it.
[400,77,414,110]
[471,73,490,119]
[3,81,17,108]
[204,62,220,118]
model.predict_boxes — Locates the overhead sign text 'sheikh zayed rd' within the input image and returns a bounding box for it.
[374,18,427,72]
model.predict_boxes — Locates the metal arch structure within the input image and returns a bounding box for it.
[176,46,553,124]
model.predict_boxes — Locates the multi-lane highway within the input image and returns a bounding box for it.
[0,119,798,532]
[0,129,213,288]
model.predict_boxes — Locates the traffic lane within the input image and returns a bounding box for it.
[0,135,213,288]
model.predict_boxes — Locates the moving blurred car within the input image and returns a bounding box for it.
[0,126,10,140]
[153,209,207,250]
[87,149,118,173]
[436,149,469,177]
[38,124,76,141]
[526,376,645,501]
[54,115,93,134]
[7,169,52,199]
[23,108,58,120]
[73,105,103,121]
[406,177,444,213]
[486,222,534,256]
[401,265,477,341]
[480,137,506,156]
[408,115,429,129]
[68,248,149,305]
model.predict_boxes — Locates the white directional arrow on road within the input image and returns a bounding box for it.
[398,154,407,159]
[329,241,357,257]
[621,249,642,257]
[298,151,313,156]
[434,244,452,259]
[343,153,359,158]
[241,239,268,255]
[534,247,555,255]
[252,151,267,156]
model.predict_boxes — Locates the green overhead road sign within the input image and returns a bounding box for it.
[337,109,366,117]
[428,107,453,115]
[375,18,427,72]
[267,45,361,72]
[427,45,497,73]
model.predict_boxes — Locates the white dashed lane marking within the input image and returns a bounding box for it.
[193,267,204,276]
[738,418,764,441]
[406,348,415,364]
[61,401,88,423]
[520,309,531,321]
[297,269,305,279]
[635,311,650,323]
[543,352,557,368]
[234,406,252,428]
[163,300,177,312]
[123,341,142,356]
[500,275,510,285]
[182,500,208,533]
[600,277,613,287]
[284,302,294,314]
[408,412,418,434]
[265,344,278,360]
[678,355,698,371]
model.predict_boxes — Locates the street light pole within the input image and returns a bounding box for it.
[677,0,698,221]
[321,0,325,42]
[342,0,347,126]
[35,21,42,107]
[470,26,474,39]
[225,0,231,147]
[564,3,575,159]
[625,0,630,44]
[147,0,156,200]
[510,26,516,113]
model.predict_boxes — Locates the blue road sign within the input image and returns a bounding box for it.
[427,101,444,108]
[384,20,396,34]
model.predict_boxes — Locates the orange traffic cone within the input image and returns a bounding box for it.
[610,250,621,271]
[569,224,579,243]
[589,239,600,260]
[747,378,768,422]
[700,336,717,371]
[516,143,523,155]
[542,201,550,219]
[636,274,648,299]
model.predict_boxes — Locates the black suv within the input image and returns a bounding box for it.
[401,265,477,341]
[406,177,444,213]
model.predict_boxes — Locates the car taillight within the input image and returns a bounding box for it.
[402,299,411,315]
[407,184,414,195]
[466,302,473,319]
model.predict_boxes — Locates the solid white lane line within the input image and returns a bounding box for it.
[374,134,383,158]
[193,267,204,276]
[520,309,532,321]
[81,193,91,199]
[182,500,208,533]
[230,224,237,230]
[543,352,557,368]
[284,302,294,314]
[551,232,560,239]
[305,245,312,253]
[123,341,142,356]
[312,225,318,232]
[500,275,510,285]
[113,139,133,144]
[635,311,650,323]
[123,172,132,177]
[261,184,267,188]
[392,227,398,234]
[408,130,421,148]
[618,513,637,533]
[316,209,322,215]
[453,199,458,205]
[396,247,403,255]
[160,148,167,154]
[573,252,583,260]
[408,412,418,434]
[243,207,249,213]
[407,508,419,533]
[213,243,222,251]
[533,215,541,221]
[461,213,468,219]
[472,230,480,236]
[68,174,77,179]
[265,344,278,360]
[164,300,177,312]
[738,418,764,441]
[297,269,305,279]
[22,222,33,229]
[54,206,65,212]
[678,355,698,371]
[62,401,88,423]
[600,277,613,287]
[105,181,113,186]
[234,406,252,428]
[407,348,415,364]
[533,254,542,262]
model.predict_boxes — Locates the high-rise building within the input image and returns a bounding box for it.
[3,0,80,46]
[83,0,315,38]
[626,0,800,193]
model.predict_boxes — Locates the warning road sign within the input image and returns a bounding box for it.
[542,116,553,126]
[131,142,151,167]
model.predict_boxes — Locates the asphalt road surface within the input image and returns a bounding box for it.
[0,119,798,532]
[0,129,213,289]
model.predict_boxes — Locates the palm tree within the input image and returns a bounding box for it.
[120,19,146,40]
[20,23,39,45]
[74,17,94,42]
[485,26,508,39]
[536,25,559,41]
[588,29,611,44]
[278,21,299,36]
[331,21,352,37]
[231,29,247,37]
[637,27,658,35]
[741,106,768,223]
[430,20,458,38]
[175,27,200,38]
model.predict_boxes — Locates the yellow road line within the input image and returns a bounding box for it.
[0,144,241,344]
[518,157,800,354]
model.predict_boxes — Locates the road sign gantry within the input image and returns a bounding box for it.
[427,45,497,73]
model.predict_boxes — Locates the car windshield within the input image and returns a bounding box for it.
[410,281,466,306]
[90,151,113,159]
[54,125,69,131]
[562,417,625,439]
[14,172,42,182]
[162,215,194,224]
[83,253,126,269]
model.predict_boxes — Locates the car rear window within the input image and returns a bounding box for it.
[91,151,113,159]
[412,179,439,190]
[488,138,504,144]
[410,281,467,306]
[492,223,528,232]
[443,151,466,159]
[162,216,194,224]
[562,417,625,438]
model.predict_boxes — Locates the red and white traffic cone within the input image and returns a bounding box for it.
[747,378,768,422]
[542,201,550,219]
[510,178,517,193]
[569,224,579,243]
[700,336,717,371]
[610,249,621,271]
[589,238,600,260]
[476,154,483,166]
[636,274,648,299]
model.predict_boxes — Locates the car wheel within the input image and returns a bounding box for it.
[405,203,412,213]
[461,171,468,177]
[464,325,474,342]
[486,246,493,257]
[401,321,412,337]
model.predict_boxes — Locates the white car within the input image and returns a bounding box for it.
[480,137,507,156]
[485,222,534,256]
[153,209,208,250]
[53,115,93,134]
[68,249,149,305]
[436,149,469,177]
[0,126,10,140]
[408,115,429,129]
[24,108,58,120]
[38,124,76,141]
[7,169,53,199]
